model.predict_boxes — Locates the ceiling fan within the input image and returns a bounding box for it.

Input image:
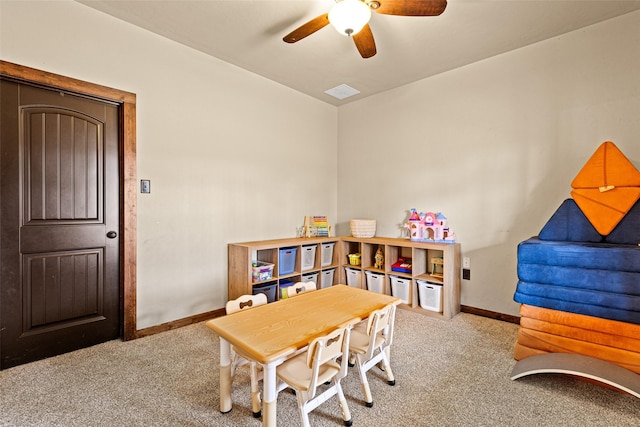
[283,0,448,59]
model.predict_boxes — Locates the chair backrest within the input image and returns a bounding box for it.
[364,304,396,355]
[305,326,350,395]
[226,293,268,314]
[287,281,317,298]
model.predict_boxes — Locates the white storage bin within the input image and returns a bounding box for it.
[301,245,316,271]
[301,272,319,286]
[365,271,385,294]
[320,242,335,267]
[320,268,335,289]
[417,280,442,312]
[344,267,361,288]
[390,275,411,304]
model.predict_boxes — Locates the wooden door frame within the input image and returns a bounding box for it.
[0,60,138,340]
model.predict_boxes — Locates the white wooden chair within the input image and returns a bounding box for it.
[348,303,396,407]
[225,293,268,418]
[286,281,317,298]
[276,326,353,427]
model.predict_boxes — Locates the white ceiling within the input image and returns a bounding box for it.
[78,0,640,106]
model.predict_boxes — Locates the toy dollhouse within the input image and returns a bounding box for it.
[404,208,456,243]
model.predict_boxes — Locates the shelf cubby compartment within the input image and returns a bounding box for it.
[320,242,337,268]
[362,242,386,273]
[342,240,361,266]
[388,245,412,278]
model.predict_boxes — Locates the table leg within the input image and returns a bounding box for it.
[262,362,278,427]
[219,338,232,413]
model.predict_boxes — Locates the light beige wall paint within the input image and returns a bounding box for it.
[337,10,640,316]
[3,2,638,324]
[1,1,338,328]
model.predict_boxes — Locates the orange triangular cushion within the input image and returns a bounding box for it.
[571,188,640,235]
[570,141,640,235]
[571,141,640,189]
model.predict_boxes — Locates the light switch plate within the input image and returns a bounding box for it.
[140,179,151,194]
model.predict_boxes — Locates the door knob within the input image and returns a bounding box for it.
[106,231,118,239]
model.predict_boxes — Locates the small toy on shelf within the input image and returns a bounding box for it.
[348,253,361,266]
[392,257,412,273]
[403,208,456,243]
[302,215,331,238]
[431,256,444,277]
[374,247,384,269]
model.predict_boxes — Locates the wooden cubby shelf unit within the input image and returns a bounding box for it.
[339,237,461,320]
[228,236,461,320]
[228,237,341,302]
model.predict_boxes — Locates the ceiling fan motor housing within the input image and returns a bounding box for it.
[329,0,372,36]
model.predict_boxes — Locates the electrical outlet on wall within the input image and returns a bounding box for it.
[462,268,471,280]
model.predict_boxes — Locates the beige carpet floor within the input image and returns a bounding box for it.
[1,309,638,426]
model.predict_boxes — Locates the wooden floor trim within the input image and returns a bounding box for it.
[461,305,520,324]
[135,309,226,339]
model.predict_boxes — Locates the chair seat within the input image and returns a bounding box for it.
[277,352,340,391]
[349,329,385,354]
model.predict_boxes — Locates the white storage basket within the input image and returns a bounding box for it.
[418,280,442,312]
[320,242,335,267]
[320,268,335,289]
[350,219,376,238]
[365,271,385,294]
[344,267,361,287]
[301,245,316,271]
[390,275,410,304]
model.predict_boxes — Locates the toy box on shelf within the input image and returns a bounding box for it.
[391,257,412,273]
[403,208,456,243]
[252,261,275,283]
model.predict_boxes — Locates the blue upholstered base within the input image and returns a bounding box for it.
[514,238,640,324]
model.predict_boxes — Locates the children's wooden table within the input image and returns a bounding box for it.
[206,284,400,427]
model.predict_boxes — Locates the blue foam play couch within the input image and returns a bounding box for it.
[514,198,640,324]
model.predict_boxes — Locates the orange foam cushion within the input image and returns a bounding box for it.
[515,305,640,374]
[514,331,640,374]
[571,141,640,235]
[520,304,640,340]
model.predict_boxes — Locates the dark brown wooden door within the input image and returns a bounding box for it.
[0,79,121,369]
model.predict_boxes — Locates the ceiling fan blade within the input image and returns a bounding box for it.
[353,24,376,59]
[283,13,330,43]
[374,0,447,17]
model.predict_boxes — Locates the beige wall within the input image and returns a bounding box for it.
[337,10,640,316]
[2,1,638,326]
[0,1,338,329]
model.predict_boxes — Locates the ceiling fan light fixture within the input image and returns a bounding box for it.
[328,0,371,37]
